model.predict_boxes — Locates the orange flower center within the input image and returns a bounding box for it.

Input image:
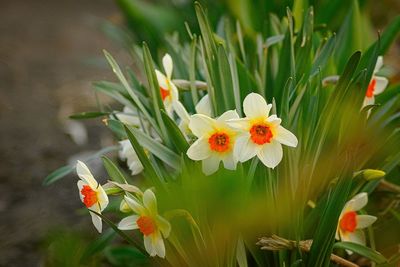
[208,132,230,152]
[250,124,273,145]
[366,78,376,98]
[339,211,357,233]
[137,216,156,236]
[160,87,170,101]
[80,185,98,208]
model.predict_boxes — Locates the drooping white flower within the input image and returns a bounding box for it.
[119,139,144,176]
[336,193,377,250]
[173,94,213,137]
[76,160,109,233]
[156,54,179,116]
[118,190,171,258]
[186,110,240,175]
[227,93,298,168]
[363,56,389,107]
[116,106,141,126]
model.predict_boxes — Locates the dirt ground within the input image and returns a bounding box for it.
[0,0,126,266]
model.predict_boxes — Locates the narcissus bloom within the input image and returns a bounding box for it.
[336,193,377,248]
[156,54,179,116]
[118,190,171,258]
[76,161,109,233]
[119,139,144,175]
[187,110,240,175]
[227,93,298,168]
[363,56,388,107]
[174,94,213,137]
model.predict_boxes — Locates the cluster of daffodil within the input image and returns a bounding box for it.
[75,53,380,259]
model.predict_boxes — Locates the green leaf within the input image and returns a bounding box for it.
[102,156,127,183]
[160,110,189,153]
[105,246,148,266]
[333,242,387,264]
[81,229,116,262]
[69,111,109,120]
[126,125,181,170]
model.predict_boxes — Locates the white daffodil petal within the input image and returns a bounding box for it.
[143,189,158,215]
[173,101,190,123]
[363,96,375,107]
[189,114,215,137]
[374,56,383,73]
[266,115,282,126]
[217,110,240,123]
[257,141,283,168]
[222,153,237,170]
[162,53,173,79]
[373,76,388,95]
[118,215,140,230]
[156,215,171,238]
[226,118,251,131]
[356,215,377,229]
[243,93,271,118]
[154,232,166,258]
[346,230,366,246]
[144,235,156,257]
[164,99,174,117]
[170,81,179,100]
[274,126,298,147]
[124,195,146,215]
[346,192,368,212]
[77,180,85,203]
[234,134,259,162]
[90,212,102,233]
[196,94,213,117]
[202,155,221,175]
[155,70,168,90]
[187,137,212,160]
[97,186,109,212]
[76,161,98,188]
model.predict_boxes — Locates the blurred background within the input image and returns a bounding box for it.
[0,0,399,266]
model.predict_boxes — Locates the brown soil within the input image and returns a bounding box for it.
[0,0,126,266]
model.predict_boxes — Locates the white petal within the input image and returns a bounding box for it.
[217,110,240,123]
[169,81,179,102]
[155,69,168,90]
[118,215,140,230]
[153,233,166,258]
[120,199,130,213]
[77,180,85,203]
[195,94,213,117]
[373,76,388,95]
[202,155,221,175]
[356,215,377,229]
[243,93,271,118]
[226,118,251,131]
[97,186,109,212]
[266,115,282,126]
[274,126,298,147]
[345,193,368,212]
[257,141,283,168]
[345,230,366,246]
[164,99,174,117]
[173,101,190,123]
[187,137,212,160]
[76,160,98,189]
[90,212,102,233]
[143,189,158,215]
[234,134,259,162]
[188,114,215,137]
[144,235,156,257]
[124,195,146,215]
[156,215,171,238]
[222,152,237,170]
[363,96,375,107]
[162,53,173,79]
[374,56,383,73]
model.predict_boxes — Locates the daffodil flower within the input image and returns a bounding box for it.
[116,106,142,126]
[156,54,179,116]
[76,160,109,233]
[227,93,298,168]
[186,110,240,175]
[363,56,388,107]
[336,193,377,249]
[119,139,144,175]
[173,94,213,137]
[118,190,171,258]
